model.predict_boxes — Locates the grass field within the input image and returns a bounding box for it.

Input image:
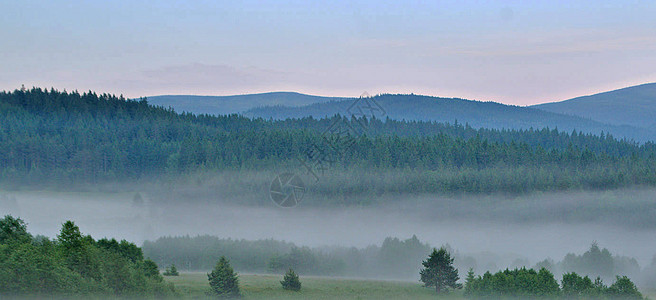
[165,272,464,299]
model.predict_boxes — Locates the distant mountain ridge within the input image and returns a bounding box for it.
[143,84,656,142]
[531,82,656,130]
[146,92,347,116]
[243,94,655,142]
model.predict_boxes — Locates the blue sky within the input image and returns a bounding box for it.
[2,0,655,105]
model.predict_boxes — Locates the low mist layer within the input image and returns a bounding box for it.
[3,186,655,268]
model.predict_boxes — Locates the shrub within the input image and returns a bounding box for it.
[280,268,301,291]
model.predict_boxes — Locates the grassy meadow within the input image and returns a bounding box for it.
[165,272,464,299]
[164,272,656,299]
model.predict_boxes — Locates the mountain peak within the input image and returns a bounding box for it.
[533,82,656,129]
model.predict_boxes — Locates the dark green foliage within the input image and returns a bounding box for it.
[0,242,92,295]
[207,256,240,298]
[280,268,301,291]
[96,238,144,263]
[2,88,656,198]
[420,247,461,293]
[58,221,83,251]
[0,215,31,244]
[163,264,179,276]
[536,268,561,297]
[607,276,643,299]
[465,268,559,298]
[465,269,644,299]
[561,272,595,298]
[56,221,100,280]
[0,215,176,297]
[142,259,162,279]
[464,268,476,297]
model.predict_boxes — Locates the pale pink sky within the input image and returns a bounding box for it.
[2,1,656,105]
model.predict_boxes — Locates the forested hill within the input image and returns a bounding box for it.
[146,92,346,116]
[1,88,655,196]
[532,82,656,130]
[243,94,656,142]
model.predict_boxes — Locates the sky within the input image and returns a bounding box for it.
[2,0,656,106]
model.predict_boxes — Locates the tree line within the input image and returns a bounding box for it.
[2,88,656,195]
[142,234,656,291]
[143,235,430,279]
[463,268,644,299]
[420,246,644,299]
[143,233,649,299]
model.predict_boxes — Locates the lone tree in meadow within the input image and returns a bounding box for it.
[420,247,461,293]
[280,268,301,291]
[208,256,240,298]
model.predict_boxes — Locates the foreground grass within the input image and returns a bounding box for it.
[165,272,463,299]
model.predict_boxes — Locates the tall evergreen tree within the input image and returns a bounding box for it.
[208,256,240,298]
[419,247,461,293]
[463,268,476,297]
[57,221,83,251]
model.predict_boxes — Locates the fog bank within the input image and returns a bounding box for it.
[2,187,655,267]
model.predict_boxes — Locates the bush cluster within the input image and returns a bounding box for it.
[0,215,176,297]
[464,267,643,299]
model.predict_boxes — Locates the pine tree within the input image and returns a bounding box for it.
[58,220,83,250]
[419,247,461,293]
[280,268,301,291]
[463,268,475,296]
[207,256,240,298]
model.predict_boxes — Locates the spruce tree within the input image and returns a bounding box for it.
[207,256,240,298]
[280,268,301,291]
[420,247,461,293]
[463,268,475,296]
